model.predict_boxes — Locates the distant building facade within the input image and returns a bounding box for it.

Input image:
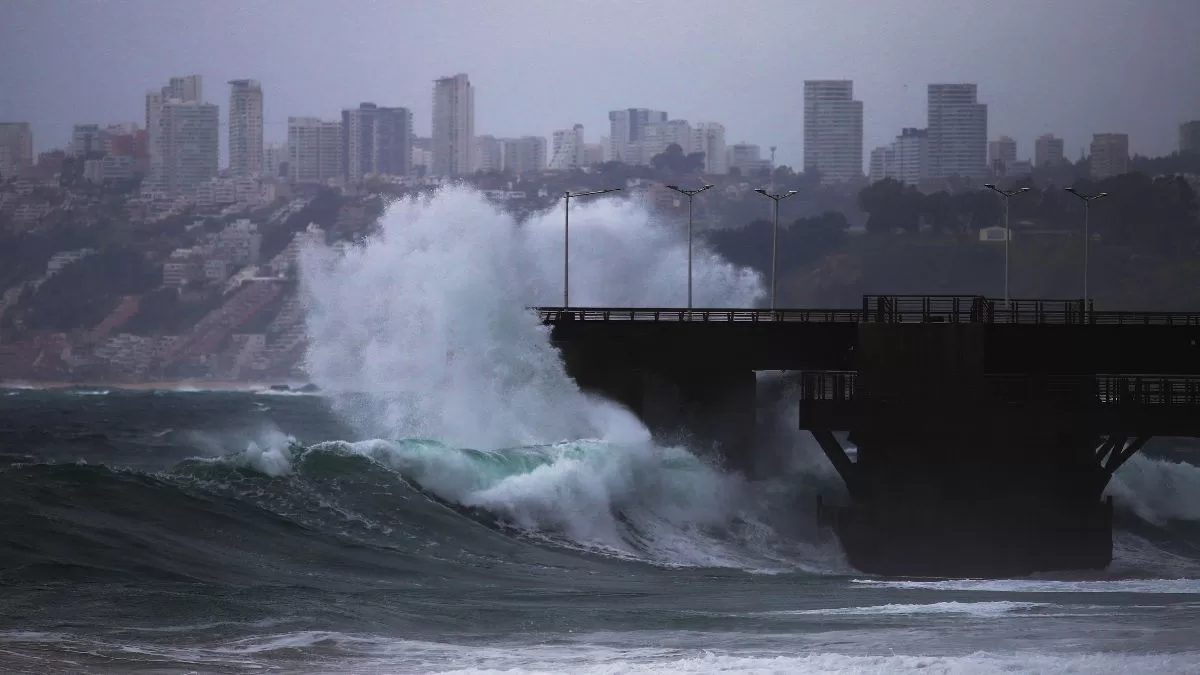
[158,101,220,195]
[1034,133,1065,167]
[288,116,343,184]
[927,83,987,180]
[1090,133,1129,179]
[342,102,412,182]
[1181,121,1200,154]
[988,136,1017,174]
[228,79,264,177]
[500,136,547,173]
[803,80,864,184]
[607,108,667,164]
[692,122,728,174]
[548,124,586,171]
[431,73,474,176]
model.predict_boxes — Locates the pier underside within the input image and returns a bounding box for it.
[809,426,1148,577]
[542,296,1200,578]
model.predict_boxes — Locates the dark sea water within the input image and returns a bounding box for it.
[2,387,1199,674]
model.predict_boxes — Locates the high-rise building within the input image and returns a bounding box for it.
[691,122,728,174]
[342,102,413,182]
[582,143,605,167]
[372,106,412,177]
[474,135,504,173]
[288,117,343,184]
[727,142,772,175]
[803,80,864,184]
[893,127,929,185]
[159,101,220,195]
[1181,121,1200,154]
[165,75,203,104]
[70,124,102,157]
[639,119,694,165]
[263,142,288,178]
[607,108,667,164]
[868,128,928,185]
[548,124,586,171]
[988,135,1017,173]
[0,122,34,179]
[431,73,474,176]
[1034,133,1065,167]
[868,145,895,184]
[228,79,264,176]
[1090,133,1129,179]
[500,136,546,173]
[927,84,987,180]
[145,75,204,188]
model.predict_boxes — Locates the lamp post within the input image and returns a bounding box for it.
[983,184,1031,307]
[665,183,713,309]
[1064,187,1109,305]
[562,188,621,308]
[753,188,798,310]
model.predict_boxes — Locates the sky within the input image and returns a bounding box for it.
[2,0,1199,168]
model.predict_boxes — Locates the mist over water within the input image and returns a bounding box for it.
[299,185,762,448]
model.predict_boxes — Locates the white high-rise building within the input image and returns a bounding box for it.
[927,83,988,180]
[500,136,546,173]
[263,142,287,178]
[288,117,343,184]
[431,73,474,176]
[165,75,203,104]
[228,79,264,176]
[583,143,605,166]
[548,124,586,171]
[159,101,219,195]
[639,119,693,165]
[691,122,727,174]
[869,128,929,185]
[803,80,864,184]
[893,128,929,185]
[145,75,204,187]
[868,145,895,183]
[607,108,667,164]
[474,135,504,173]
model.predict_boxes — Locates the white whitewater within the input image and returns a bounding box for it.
[299,185,761,449]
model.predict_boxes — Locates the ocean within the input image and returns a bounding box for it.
[2,187,1199,673]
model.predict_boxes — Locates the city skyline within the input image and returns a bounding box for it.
[3,0,1198,168]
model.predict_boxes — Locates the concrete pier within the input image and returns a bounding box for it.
[540,296,1200,577]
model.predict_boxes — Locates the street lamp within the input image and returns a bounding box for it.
[983,184,1031,307]
[665,183,713,309]
[562,188,621,307]
[753,188,798,310]
[1064,187,1109,305]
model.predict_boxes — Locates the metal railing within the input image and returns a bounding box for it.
[535,308,863,323]
[535,296,1200,327]
[797,371,1200,407]
[862,294,990,323]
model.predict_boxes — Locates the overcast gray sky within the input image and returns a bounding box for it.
[3,0,1199,167]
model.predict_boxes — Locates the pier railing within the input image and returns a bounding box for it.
[535,308,863,323]
[536,296,1200,327]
